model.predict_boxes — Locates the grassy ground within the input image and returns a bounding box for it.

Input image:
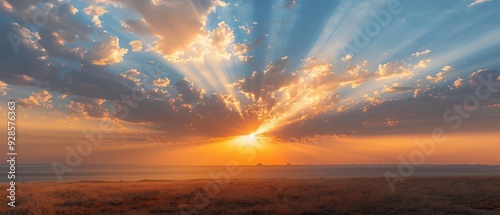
[2,176,500,214]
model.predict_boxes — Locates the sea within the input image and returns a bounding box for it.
[1,164,499,182]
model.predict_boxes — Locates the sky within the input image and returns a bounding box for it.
[0,0,499,165]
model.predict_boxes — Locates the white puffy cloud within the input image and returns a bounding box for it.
[416,58,432,68]
[118,1,235,63]
[84,5,107,27]
[120,72,142,86]
[119,0,219,56]
[341,54,353,62]
[149,77,170,87]
[157,21,236,62]
[375,62,412,79]
[0,81,8,95]
[87,34,128,66]
[234,43,248,55]
[210,22,235,59]
[129,40,143,52]
[426,65,453,83]
[126,69,140,76]
[18,90,53,108]
[453,77,464,88]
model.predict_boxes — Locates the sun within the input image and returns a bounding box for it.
[248,133,256,140]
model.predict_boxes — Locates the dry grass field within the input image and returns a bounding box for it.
[2,176,500,214]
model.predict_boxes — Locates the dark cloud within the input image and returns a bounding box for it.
[68,96,108,118]
[0,23,53,85]
[174,77,205,103]
[234,57,296,102]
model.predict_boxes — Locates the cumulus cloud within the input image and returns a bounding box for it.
[118,0,226,62]
[129,40,143,52]
[147,88,170,100]
[0,81,9,95]
[234,43,248,55]
[120,72,142,86]
[341,54,353,62]
[86,34,128,66]
[18,90,53,108]
[156,21,236,62]
[416,58,432,68]
[149,77,170,87]
[210,21,235,59]
[426,65,453,83]
[83,4,107,27]
[452,77,464,88]
[375,62,412,79]
[126,69,141,76]
[411,49,431,57]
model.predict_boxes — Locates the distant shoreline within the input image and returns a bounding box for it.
[1,164,500,183]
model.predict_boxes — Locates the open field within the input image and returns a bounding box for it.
[2,176,500,214]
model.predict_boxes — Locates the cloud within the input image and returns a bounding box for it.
[175,77,206,103]
[118,1,235,63]
[118,0,222,60]
[149,77,170,87]
[210,21,235,60]
[0,23,51,86]
[238,25,252,34]
[452,77,464,88]
[66,65,140,100]
[18,90,53,108]
[126,69,140,76]
[416,58,432,68]
[68,96,108,118]
[411,49,431,57]
[146,21,236,62]
[10,3,95,62]
[233,57,295,102]
[147,88,170,100]
[86,34,128,66]
[129,40,143,52]
[468,0,490,7]
[426,65,453,83]
[0,81,9,95]
[341,54,353,62]
[120,72,142,86]
[382,83,415,93]
[375,62,412,79]
[83,4,107,27]
[234,43,248,55]
[238,55,253,62]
